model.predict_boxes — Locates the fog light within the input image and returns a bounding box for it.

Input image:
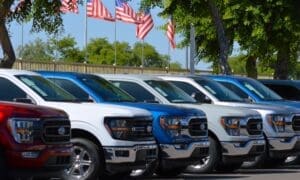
[22,151,40,158]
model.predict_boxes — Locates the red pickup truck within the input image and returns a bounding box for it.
[0,101,72,179]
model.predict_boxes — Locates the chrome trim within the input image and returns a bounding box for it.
[268,135,300,151]
[159,141,210,159]
[103,144,158,163]
[180,116,208,138]
[221,139,265,156]
[240,115,263,137]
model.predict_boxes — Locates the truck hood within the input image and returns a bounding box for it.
[260,100,300,109]
[42,102,152,119]
[216,101,300,115]
[113,102,205,117]
[176,103,260,117]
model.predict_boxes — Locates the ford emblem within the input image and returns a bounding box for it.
[257,123,262,130]
[146,125,152,133]
[58,127,66,135]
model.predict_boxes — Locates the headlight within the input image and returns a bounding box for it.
[267,115,285,132]
[7,118,38,144]
[160,116,182,137]
[221,117,241,136]
[105,119,130,140]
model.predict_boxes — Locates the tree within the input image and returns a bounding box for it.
[49,35,84,63]
[0,0,69,68]
[225,0,300,79]
[18,38,53,61]
[140,0,232,74]
[132,42,167,68]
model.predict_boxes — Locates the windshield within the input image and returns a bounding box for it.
[16,75,77,102]
[77,75,136,102]
[195,79,244,102]
[238,78,283,100]
[145,80,196,103]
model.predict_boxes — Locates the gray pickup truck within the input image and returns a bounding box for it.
[160,75,300,168]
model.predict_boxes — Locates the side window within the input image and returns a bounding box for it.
[220,82,249,99]
[266,84,300,100]
[48,78,90,100]
[170,81,201,96]
[111,81,156,102]
[0,77,27,101]
[171,81,208,103]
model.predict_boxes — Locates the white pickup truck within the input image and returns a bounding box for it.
[0,69,158,180]
[101,74,266,173]
[160,75,300,168]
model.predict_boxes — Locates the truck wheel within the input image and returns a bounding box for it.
[185,136,221,173]
[0,149,9,179]
[62,138,104,180]
[285,155,300,165]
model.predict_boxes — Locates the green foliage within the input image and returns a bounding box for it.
[18,38,53,61]
[17,36,173,68]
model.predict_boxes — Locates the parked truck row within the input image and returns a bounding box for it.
[0,69,299,179]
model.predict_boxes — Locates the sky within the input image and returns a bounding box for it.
[6,0,212,70]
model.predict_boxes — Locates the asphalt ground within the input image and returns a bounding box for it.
[130,165,300,180]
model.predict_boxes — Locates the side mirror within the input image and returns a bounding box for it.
[192,92,212,104]
[13,98,34,104]
[244,96,254,103]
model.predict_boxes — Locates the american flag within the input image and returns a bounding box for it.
[60,0,79,14]
[87,0,115,22]
[167,17,176,49]
[136,9,154,40]
[115,0,141,24]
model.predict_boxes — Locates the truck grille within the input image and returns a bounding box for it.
[188,117,208,137]
[292,115,300,131]
[247,118,263,135]
[42,119,71,144]
[128,117,153,141]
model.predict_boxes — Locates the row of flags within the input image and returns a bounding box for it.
[60,0,176,48]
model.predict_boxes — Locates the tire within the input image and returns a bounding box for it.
[62,138,104,180]
[0,148,9,179]
[185,136,221,173]
[285,155,300,165]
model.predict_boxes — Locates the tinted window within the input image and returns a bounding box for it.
[220,82,249,99]
[145,80,196,103]
[265,84,300,101]
[194,79,244,102]
[16,75,77,102]
[238,78,283,100]
[77,75,135,102]
[111,81,157,103]
[48,78,91,102]
[0,77,27,101]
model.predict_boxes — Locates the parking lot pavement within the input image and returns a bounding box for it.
[134,165,300,180]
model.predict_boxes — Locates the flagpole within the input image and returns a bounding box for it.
[168,40,170,71]
[114,20,117,66]
[190,24,195,74]
[141,39,144,68]
[20,22,24,60]
[84,0,88,63]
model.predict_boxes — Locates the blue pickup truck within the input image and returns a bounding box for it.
[38,71,209,177]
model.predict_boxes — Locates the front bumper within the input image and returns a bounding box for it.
[160,140,210,159]
[268,135,300,158]
[221,139,265,156]
[103,144,158,173]
[6,145,72,178]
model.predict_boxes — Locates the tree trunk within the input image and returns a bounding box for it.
[274,45,289,79]
[0,0,16,68]
[245,56,258,79]
[207,0,231,75]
